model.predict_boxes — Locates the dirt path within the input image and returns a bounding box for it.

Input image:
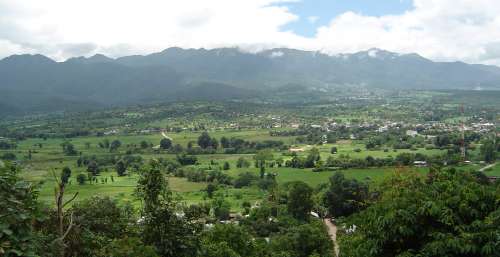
[161,131,173,141]
[324,218,339,256]
[479,162,496,172]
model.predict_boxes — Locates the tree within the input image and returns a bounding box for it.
[160,138,172,150]
[87,161,100,175]
[223,161,230,170]
[97,237,159,257]
[269,221,334,257]
[61,142,78,156]
[220,136,230,148]
[480,139,497,163]
[109,140,122,152]
[254,150,274,168]
[76,174,86,185]
[140,140,150,149]
[116,160,127,176]
[198,132,212,149]
[212,196,231,220]
[200,224,255,257]
[323,172,368,217]
[339,169,500,257]
[287,181,314,220]
[61,166,72,184]
[52,169,79,257]
[233,172,258,188]
[236,157,250,168]
[0,163,44,257]
[136,164,200,257]
[210,137,219,149]
[64,196,135,257]
[206,183,217,198]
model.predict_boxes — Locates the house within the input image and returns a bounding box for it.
[406,130,418,137]
[413,161,427,167]
[487,176,499,183]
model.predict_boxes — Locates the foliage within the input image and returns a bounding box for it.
[115,160,127,176]
[159,138,172,150]
[339,169,500,257]
[480,139,498,163]
[200,224,255,257]
[97,237,159,257]
[60,167,71,184]
[76,174,86,185]
[323,172,368,217]
[286,181,314,221]
[269,221,334,257]
[60,196,136,257]
[136,164,200,257]
[0,163,44,257]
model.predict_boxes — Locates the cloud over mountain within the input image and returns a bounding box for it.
[0,0,500,65]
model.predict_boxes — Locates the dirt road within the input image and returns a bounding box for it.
[324,218,339,256]
[479,163,496,172]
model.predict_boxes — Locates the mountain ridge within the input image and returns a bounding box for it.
[1,47,499,116]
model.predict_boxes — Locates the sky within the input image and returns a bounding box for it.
[1,0,500,65]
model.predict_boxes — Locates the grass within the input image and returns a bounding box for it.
[7,128,451,211]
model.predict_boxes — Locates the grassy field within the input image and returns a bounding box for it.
[5,128,480,212]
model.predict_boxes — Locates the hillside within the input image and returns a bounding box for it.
[1,47,500,115]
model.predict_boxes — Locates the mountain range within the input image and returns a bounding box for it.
[1,47,500,115]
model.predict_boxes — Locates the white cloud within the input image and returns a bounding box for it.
[269,51,285,58]
[0,0,304,60]
[307,16,319,24]
[0,0,500,65]
[311,0,500,65]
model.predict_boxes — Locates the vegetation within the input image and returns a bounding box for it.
[0,90,498,256]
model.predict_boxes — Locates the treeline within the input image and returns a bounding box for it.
[3,161,338,257]
[158,132,287,155]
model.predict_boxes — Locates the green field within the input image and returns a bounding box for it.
[3,112,494,213]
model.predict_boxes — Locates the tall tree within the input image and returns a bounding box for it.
[323,172,368,217]
[480,139,497,163]
[159,138,172,150]
[287,181,314,221]
[136,163,200,257]
[115,160,127,176]
[198,132,212,149]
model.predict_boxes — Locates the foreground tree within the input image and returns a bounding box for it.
[136,162,200,257]
[339,169,500,257]
[0,163,44,256]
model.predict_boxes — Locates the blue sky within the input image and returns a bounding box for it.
[279,0,414,37]
[2,0,500,65]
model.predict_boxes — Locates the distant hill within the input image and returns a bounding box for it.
[1,47,500,115]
